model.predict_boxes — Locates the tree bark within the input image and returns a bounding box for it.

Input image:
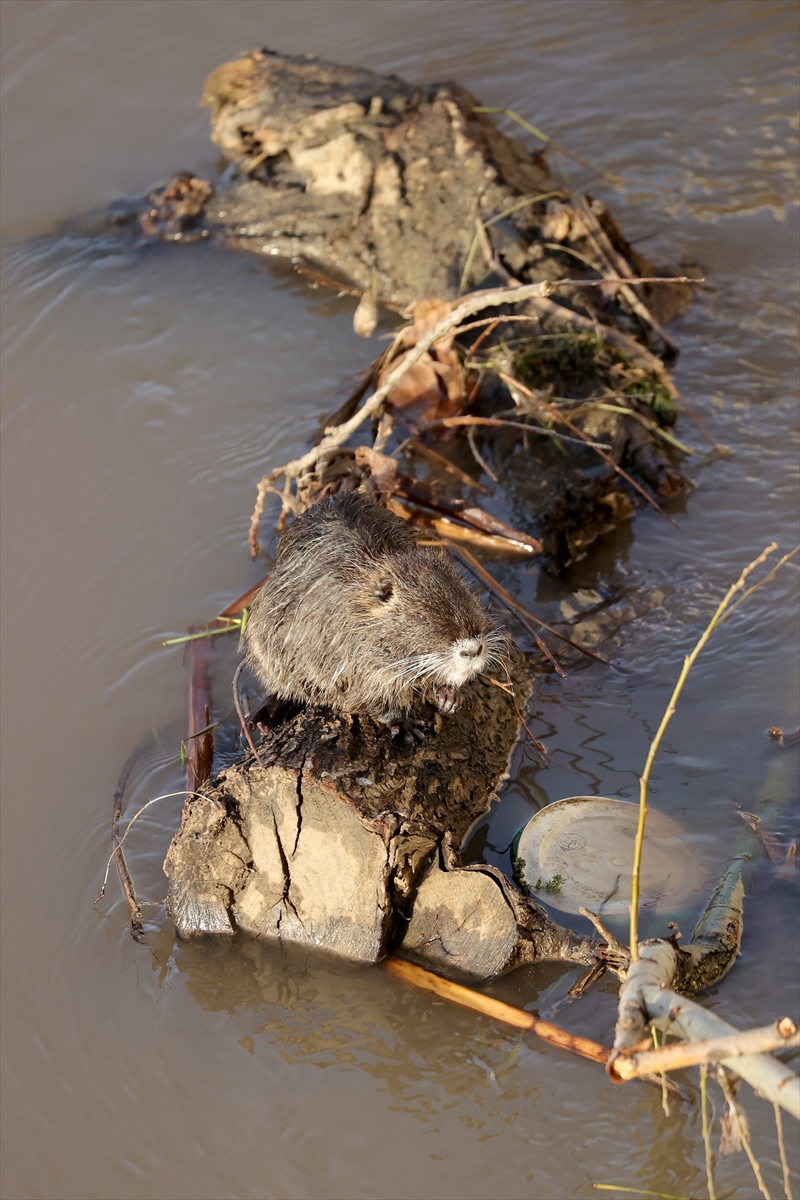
[164,657,603,975]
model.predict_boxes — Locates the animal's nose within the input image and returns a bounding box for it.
[460,642,483,658]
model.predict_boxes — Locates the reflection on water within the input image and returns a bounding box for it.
[1,2,798,1198]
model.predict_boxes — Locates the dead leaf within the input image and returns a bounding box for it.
[381,350,443,419]
[431,355,465,405]
[354,446,400,493]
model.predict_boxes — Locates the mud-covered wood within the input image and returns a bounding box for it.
[131,47,694,564]
[164,660,604,975]
[142,48,688,334]
[197,49,552,310]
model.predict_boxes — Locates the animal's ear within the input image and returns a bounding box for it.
[374,577,394,602]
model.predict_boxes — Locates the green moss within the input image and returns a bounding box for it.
[625,377,679,426]
[512,332,679,426]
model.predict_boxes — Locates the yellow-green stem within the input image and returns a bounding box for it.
[629,543,778,960]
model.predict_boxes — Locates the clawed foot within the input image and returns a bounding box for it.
[434,685,462,716]
[248,693,302,732]
[388,716,427,745]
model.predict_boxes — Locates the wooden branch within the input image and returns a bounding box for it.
[186,636,214,792]
[109,744,145,938]
[385,956,611,1065]
[608,941,800,1118]
[615,1018,799,1080]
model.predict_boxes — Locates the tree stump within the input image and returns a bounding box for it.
[163,662,600,978]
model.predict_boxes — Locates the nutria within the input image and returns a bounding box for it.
[244,492,503,735]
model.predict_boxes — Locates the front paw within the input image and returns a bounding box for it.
[389,716,427,745]
[434,685,461,715]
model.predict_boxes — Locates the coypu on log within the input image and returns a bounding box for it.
[155,49,701,972]
[163,653,599,978]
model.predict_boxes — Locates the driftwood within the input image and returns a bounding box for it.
[129,46,702,567]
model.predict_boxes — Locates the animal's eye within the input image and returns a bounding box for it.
[374,578,394,602]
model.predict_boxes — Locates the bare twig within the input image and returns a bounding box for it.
[97,790,206,902]
[629,543,779,959]
[701,1063,717,1200]
[109,744,146,935]
[716,1067,772,1200]
[483,674,551,765]
[774,1102,793,1200]
[385,956,611,1064]
[463,317,501,362]
[615,1018,799,1079]
[232,659,267,770]
[466,425,499,483]
[417,413,612,451]
[579,906,627,957]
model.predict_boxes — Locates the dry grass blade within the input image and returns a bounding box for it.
[472,106,622,185]
[629,542,784,960]
[774,1102,793,1200]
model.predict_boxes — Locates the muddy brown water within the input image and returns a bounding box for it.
[1,3,798,1198]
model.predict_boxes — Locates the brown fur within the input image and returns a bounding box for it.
[244,492,503,719]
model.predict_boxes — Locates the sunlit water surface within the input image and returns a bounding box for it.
[1,3,798,1198]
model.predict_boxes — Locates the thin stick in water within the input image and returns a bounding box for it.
[774,1102,793,1200]
[97,790,207,902]
[629,543,779,960]
[716,1067,772,1200]
[466,425,498,483]
[701,1063,716,1200]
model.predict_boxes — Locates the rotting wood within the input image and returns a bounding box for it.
[163,652,622,978]
[124,46,701,568]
